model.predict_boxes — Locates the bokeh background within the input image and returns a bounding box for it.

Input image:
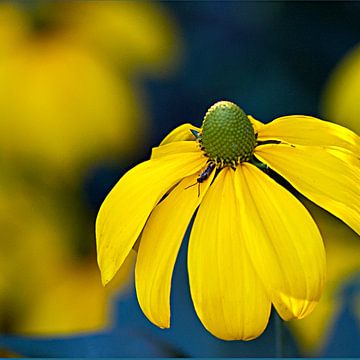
[0,1,360,357]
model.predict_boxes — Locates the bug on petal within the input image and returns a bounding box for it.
[185,162,216,197]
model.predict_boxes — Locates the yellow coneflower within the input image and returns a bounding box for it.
[96,100,360,340]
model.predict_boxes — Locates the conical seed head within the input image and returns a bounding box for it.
[201,101,256,165]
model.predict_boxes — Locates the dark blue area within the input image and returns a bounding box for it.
[321,273,360,357]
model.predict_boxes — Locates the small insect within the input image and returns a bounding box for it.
[185,162,216,197]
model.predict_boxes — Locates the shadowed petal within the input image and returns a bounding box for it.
[151,140,201,159]
[256,144,360,235]
[235,163,326,320]
[188,168,271,340]
[96,146,207,285]
[135,170,215,328]
[160,123,201,145]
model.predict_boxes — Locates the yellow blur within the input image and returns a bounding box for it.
[322,44,360,134]
[0,1,179,335]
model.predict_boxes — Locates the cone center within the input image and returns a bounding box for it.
[199,101,256,167]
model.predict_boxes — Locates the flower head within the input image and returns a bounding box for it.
[96,100,360,340]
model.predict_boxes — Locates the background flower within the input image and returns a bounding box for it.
[0,2,180,181]
[322,43,360,134]
[0,170,135,334]
[0,0,179,337]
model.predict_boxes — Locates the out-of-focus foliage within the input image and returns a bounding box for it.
[0,0,180,336]
[0,348,22,357]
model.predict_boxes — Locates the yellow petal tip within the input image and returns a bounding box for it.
[101,275,111,287]
[99,267,116,286]
[144,313,170,330]
[159,322,170,329]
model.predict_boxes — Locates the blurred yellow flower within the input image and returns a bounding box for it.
[0,39,143,178]
[0,3,28,58]
[322,44,360,134]
[17,258,135,335]
[96,101,360,340]
[0,0,180,335]
[52,1,181,74]
[0,171,134,334]
[0,1,180,180]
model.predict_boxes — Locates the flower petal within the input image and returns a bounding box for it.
[256,144,360,236]
[256,115,360,154]
[234,163,326,320]
[326,146,360,168]
[160,123,200,146]
[96,150,207,285]
[151,140,200,159]
[188,168,271,340]
[248,115,264,134]
[135,169,215,328]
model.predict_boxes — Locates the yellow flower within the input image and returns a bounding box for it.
[96,100,360,340]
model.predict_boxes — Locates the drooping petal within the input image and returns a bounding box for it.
[255,144,360,236]
[151,140,200,159]
[135,169,215,328]
[234,163,326,320]
[96,147,207,285]
[256,115,360,154]
[248,115,264,134]
[160,123,201,146]
[188,168,271,340]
